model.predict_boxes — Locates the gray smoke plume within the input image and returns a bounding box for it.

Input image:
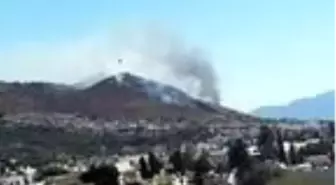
[111,27,221,104]
[163,43,220,103]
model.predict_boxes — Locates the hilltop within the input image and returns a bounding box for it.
[0,72,259,122]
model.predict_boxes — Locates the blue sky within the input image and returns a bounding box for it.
[0,0,334,112]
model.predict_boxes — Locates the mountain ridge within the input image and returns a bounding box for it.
[0,72,259,122]
[252,90,335,120]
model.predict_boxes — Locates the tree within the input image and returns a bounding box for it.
[138,156,151,179]
[257,125,275,160]
[257,126,270,145]
[328,121,334,139]
[236,167,267,185]
[227,139,267,185]
[181,143,197,171]
[169,150,185,175]
[35,167,69,182]
[228,139,250,171]
[296,149,304,164]
[0,112,4,124]
[289,143,297,165]
[194,153,212,175]
[192,152,212,185]
[215,161,227,174]
[276,129,287,164]
[79,164,120,185]
[148,152,163,175]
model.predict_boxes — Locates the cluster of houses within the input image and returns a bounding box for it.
[0,164,37,185]
[1,135,332,185]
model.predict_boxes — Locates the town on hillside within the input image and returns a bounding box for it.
[0,112,334,185]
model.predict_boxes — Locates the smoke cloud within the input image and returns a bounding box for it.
[164,45,220,103]
[0,25,221,104]
[110,27,220,103]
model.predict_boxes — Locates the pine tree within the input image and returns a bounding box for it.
[79,164,120,185]
[257,125,275,160]
[138,156,151,179]
[194,153,212,175]
[182,143,197,170]
[169,150,185,175]
[190,151,213,185]
[227,139,267,185]
[289,143,297,165]
[296,149,304,164]
[328,121,334,139]
[276,129,287,164]
[228,139,250,170]
[148,152,163,176]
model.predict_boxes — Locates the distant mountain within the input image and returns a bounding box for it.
[0,72,259,122]
[252,90,335,120]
